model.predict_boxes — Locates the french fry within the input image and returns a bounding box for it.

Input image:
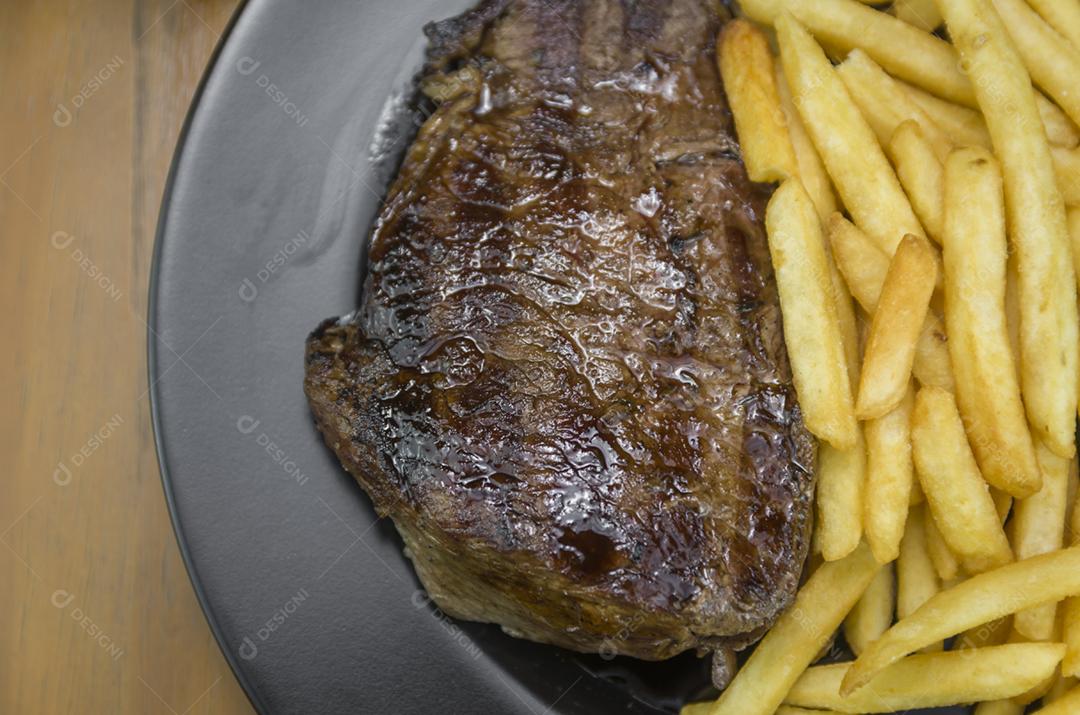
[940,0,1080,460]
[817,436,866,561]
[817,235,866,561]
[707,543,878,715]
[1071,208,1080,298]
[1027,0,1080,51]
[786,644,1064,713]
[837,50,953,164]
[990,0,1080,130]
[1062,491,1080,677]
[1044,673,1077,705]
[863,386,914,562]
[679,706,846,715]
[1053,146,1080,206]
[1011,442,1070,640]
[911,387,1014,573]
[775,65,838,223]
[956,615,1012,650]
[766,179,857,449]
[892,0,943,32]
[840,546,1080,695]
[856,235,937,419]
[1034,684,1080,714]
[898,505,942,652]
[844,562,894,656]
[942,146,1042,497]
[992,487,1014,524]
[888,120,946,245]
[740,0,975,105]
[924,507,961,581]
[718,21,799,183]
[827,214,954,391]
[1010,634,1059,705]
[975,701,1023,715]
[1035,93,1080,149]
[900,81,994,148]
[775,14,928,258]
[899,77,1080,149]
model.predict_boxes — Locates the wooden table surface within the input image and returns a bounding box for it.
[1,1,255,712]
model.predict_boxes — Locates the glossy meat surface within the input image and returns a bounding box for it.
[304,0,815,660]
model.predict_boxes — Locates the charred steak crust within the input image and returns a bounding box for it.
[304,0,815,660]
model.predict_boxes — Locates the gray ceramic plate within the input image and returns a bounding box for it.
[149,1,965,712]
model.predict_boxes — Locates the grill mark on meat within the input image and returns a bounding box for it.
[305,0,815,663]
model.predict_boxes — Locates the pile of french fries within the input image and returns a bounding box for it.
[690,0,1080,713]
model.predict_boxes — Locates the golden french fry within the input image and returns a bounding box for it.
[845,562,894,656]
[786,644,1064,713]
[775,65,838,223]
[856,236,936,419]
[837,50,953,164]
[892,0,943,31]
[975,700,1024,715]
[910,476,925,505]
[1043,673,1077,705]
[924,506,960,581]
[817,238,865,561]
[775,14,928,259]
[1027,0,1080,51]
[898,77,1080,149]
[827,214,953,391]
[940,0,1080,460]
[741,0,974,105]
[900,81,993,148]
[681,706,848,715]
[828,214,890,311]
[1062,489,1080,677]
[898,505,942,652]
[766,180,857,448]
[817,435,866,561]
[1068,459,1080,528]
[1054,146,1080,206]
[889,120,946,245]
[992,487,1014,524]
[1071,208,1080,304]
[706,543,878,715]
[718,21,799,183]
[942,146,1042,497]
[841,546,1080,695]
[911,387,1013,573]
[1011,442,1070,640]
[956,615,1012,650]
[863,385,914,562]
[1035,93,1080,149]
[991,0,1080,130]
[1034,684,1080,714]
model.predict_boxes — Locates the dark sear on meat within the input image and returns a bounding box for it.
[304,0,815,675]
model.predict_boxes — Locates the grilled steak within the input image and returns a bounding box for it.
[304,0,815,663]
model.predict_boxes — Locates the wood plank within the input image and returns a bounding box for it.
[0,0,253,711]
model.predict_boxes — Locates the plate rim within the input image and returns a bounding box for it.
[146,1,265,713]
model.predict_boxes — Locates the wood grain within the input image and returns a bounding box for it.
[0,1,254,712]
